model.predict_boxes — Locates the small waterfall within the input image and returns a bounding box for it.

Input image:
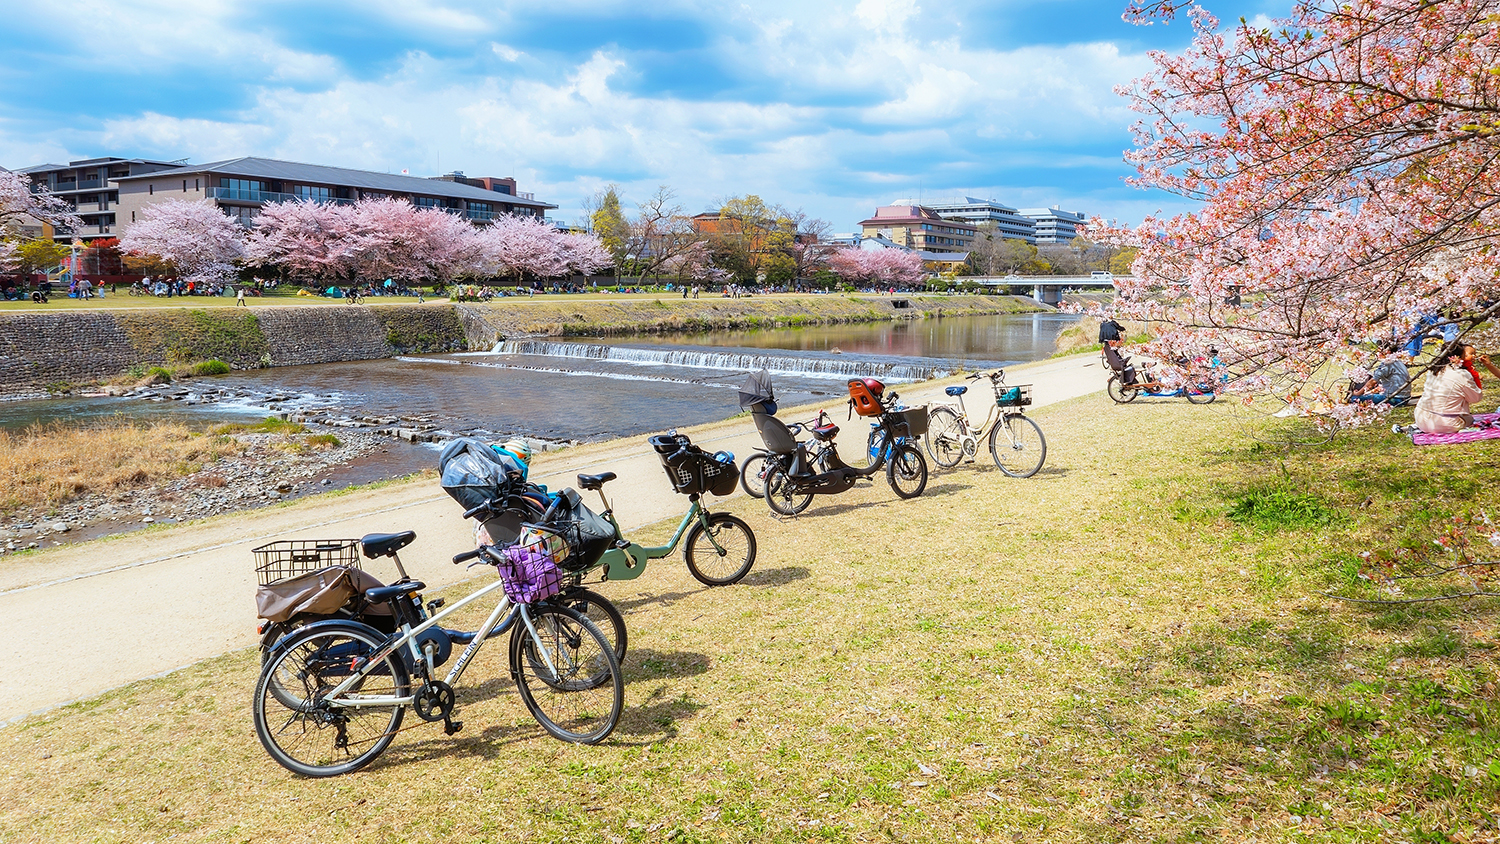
[491,340,945,381]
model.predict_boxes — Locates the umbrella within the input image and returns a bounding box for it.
[738,370,775,411]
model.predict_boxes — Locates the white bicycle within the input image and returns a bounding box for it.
[924,370,1047,477]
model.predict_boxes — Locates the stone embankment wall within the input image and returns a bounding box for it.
[0,295,1042,396]
[0,305,469,397]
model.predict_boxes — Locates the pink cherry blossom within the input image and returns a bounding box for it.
[119,199,244,283]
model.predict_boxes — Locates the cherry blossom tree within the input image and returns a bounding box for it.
[119,199,244,283]
[1,168,81,270]
[1098,0,1500,421]
[828,248,925,287]
[242,199,357,282]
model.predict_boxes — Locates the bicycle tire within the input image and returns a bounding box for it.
[556,587,627,663]
[924,406,966,468]
[253,621,408,778]
[683,513,757,586]
[1106,374,1137,404]
[739,453,771,498]
[886,442,928,498]
[763,465,813,515]
[990,414,1047,478]
[511,605,622,744]
[1185,383,1217,404]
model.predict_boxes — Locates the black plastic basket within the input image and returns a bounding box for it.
[650,434,738,496]
[894,405,929,438]
[254,538,362,586]
[995,384,1033,408]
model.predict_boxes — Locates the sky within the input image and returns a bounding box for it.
[0,0,1278,231]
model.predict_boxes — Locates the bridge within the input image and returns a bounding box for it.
[963,275,1122,306]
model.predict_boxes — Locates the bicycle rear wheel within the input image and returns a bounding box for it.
[1106,374,1137,404]
[924,406,965,468]
[763,465,813,515]
[511,605,622,744]
[1185,383,1217,404]
[990,414,1047,478]
[253,621,408,778]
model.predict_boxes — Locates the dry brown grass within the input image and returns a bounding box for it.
[1,394,1496,842]
[0,420,242,513]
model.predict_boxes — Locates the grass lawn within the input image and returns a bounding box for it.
[1,391,1496,842]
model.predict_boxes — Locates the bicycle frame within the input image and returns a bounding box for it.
[316,573,540,711]
[591,493,727,581]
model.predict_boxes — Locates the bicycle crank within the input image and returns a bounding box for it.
[414,680,456,723]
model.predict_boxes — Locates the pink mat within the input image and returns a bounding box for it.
[1411,412,1500,445]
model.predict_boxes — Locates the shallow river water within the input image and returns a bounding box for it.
[1,312,1080,443]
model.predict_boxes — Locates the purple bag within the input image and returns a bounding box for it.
[498,544,562,604]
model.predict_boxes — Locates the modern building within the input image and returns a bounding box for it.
[1017,206,1087,243]
[897,197,1036,244]
[14,157,185,240]
[111,157,557,231]
[856,204,976,255]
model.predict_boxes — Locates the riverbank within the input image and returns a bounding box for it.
[0,294,1044,398]
[4,361,1496,841]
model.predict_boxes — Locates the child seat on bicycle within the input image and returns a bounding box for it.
[1102,344,1140,385]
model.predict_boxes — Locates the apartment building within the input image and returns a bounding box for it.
[901,196,1037,244]
[1017,206,1087,243]
[857,204,976,254]
[15,157,184,240]
[112,157,557,230]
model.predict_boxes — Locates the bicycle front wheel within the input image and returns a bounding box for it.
[511,605,623,745]
[886,442,928,498]
[1185,383,1217,404]
[990,414,1047,478]
[684,513,757,586]
[739,453,771,498]
[253,621,408,778]
[763,465,814,515]
[924,406,965,468]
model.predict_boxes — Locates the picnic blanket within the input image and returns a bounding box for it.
[1411,412,1500,446]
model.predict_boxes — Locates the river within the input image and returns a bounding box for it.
[1,312,1079,446]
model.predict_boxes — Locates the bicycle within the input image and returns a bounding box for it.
[924,370,1047,478]
[738,411,836,499]
[751,378,929,516]
[1101,349,1217,405]
[463,432,757,588]
[349,290,366,305]
[253,530,623,778]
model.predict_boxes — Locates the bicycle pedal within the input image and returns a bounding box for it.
[445,719,464,736]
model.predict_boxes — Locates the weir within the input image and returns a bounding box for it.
[490,340,950,381]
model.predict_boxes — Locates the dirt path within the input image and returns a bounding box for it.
[0,354,1107,725]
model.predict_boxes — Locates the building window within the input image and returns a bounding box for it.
[414,196,441,208]
[294,185,332,202]
[149,184,154,195]
[183,180,188,192]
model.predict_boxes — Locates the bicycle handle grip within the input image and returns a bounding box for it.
[452,549,482,565]
[540,495,563,523]
[462,497,499,520]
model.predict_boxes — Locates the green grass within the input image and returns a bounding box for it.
[2,391,1498,842]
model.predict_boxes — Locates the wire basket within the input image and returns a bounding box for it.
[495,538,563,604]
[254,539,362,586]
[995,384,1033,408]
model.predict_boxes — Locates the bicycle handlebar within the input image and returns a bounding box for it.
[452,548,481,565]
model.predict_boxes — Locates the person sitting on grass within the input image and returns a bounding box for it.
[1408,344,1495,434]
[1349,342,1413,406]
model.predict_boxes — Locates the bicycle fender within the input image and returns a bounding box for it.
[600,546,650,581]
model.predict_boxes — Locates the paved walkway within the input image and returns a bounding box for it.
[0,354,1103,725]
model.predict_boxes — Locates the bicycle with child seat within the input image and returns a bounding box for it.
[463,431,757,589]
[924,370,1048,477]
[252,531,624,778]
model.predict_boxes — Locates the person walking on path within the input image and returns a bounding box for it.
[235,287,247,307]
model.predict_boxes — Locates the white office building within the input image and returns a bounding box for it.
[899,197,1037,244]
[1017,206,1087,243]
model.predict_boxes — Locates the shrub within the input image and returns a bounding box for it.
[306,433,341,448]
[191,359,231,376]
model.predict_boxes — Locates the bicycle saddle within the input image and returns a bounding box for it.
[366,581,426,604]
[577,472,617,490]
[945,386,968,396]
[361,531,416,559]
[810,422,840,441]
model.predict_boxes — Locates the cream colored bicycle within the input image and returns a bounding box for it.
[924,370,1046,477]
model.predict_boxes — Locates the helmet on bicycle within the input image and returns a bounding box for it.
[499,438,532,465]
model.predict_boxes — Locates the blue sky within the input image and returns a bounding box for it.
[0,0,1277,230]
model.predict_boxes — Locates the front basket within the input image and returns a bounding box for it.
[996,385,1033,408]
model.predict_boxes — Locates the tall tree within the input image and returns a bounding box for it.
[9,238,71,274]
[589,185,630,274]
[119,199,244,283]
[1101,0,1500,420]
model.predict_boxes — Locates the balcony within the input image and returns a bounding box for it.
[466,209,496,221]
[213,187,353,205]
